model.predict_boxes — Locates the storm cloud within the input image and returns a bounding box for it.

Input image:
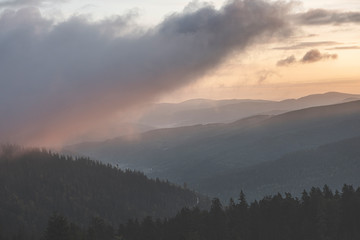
[295,9,360,25]
[0,0,293,146]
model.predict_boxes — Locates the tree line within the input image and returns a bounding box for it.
[2,184,360,240]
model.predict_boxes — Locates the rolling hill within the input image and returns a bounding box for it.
[68,100,360,199]
[200,136,360,200]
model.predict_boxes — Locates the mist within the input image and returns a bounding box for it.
[0,0,293,146]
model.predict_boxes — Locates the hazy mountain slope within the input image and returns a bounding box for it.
[0,146,208,238]
[139,92,360,127]
[140,98,272,128]
[67,115,270,178]
[68,100,360,194]
[69,122,155,144]
[200,136,360,200]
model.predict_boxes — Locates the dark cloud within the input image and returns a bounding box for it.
[301,49,338,63]
[295,9,360,25]
[0,0,293,146]
[273,41,341,50]
[276,55,296,66]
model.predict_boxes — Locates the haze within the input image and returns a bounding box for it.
[0,0,359,146]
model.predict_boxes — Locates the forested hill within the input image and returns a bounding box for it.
[115,185,360,240]
[68,100,360,199]
[200,136,360,200]
[10,185,360,240]
[0,146,209,239]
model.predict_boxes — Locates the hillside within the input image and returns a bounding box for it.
[68,100,360,198]
[139,92,360,128]
[200,136,360,200]
[115,185,360,240]
[0,146,209,238]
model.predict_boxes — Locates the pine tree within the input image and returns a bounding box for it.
[238,190,248,209]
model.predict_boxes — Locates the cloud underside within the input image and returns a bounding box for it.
[301,49,338,63]
[276,55,296,66]
[277,49,338,66]
[0,0,292,145]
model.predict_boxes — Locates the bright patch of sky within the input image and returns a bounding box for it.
[301,0,360,10]
[55,0,358,22]
[42,0,226,25]
[2,0,357,26]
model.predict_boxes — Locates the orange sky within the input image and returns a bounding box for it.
[159,23,360,102]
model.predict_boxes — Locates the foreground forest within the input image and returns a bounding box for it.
[2,146,360,240]
[3,184,360,240]
[0,146,208,239]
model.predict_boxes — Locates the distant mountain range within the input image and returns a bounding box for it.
[67,97,360,200]
[69,92,360,141]
[139,92,360,128]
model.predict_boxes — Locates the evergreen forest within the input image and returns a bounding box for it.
[0,146,207,239]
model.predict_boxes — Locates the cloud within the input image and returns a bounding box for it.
[326,46,360,50]
[301,49,338,63]
[273,41,341,50]
[256,70,279,83]
[277,49,338,67]
[295,9,360,25]
[276,55,296,66]
[0,0,293,146]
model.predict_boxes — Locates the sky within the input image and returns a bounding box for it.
[0,0,359,146]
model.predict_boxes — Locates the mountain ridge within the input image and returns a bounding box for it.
[139,92,360,128]
[67,100,360,200]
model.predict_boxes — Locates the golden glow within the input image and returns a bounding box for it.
[159,21,360,102]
